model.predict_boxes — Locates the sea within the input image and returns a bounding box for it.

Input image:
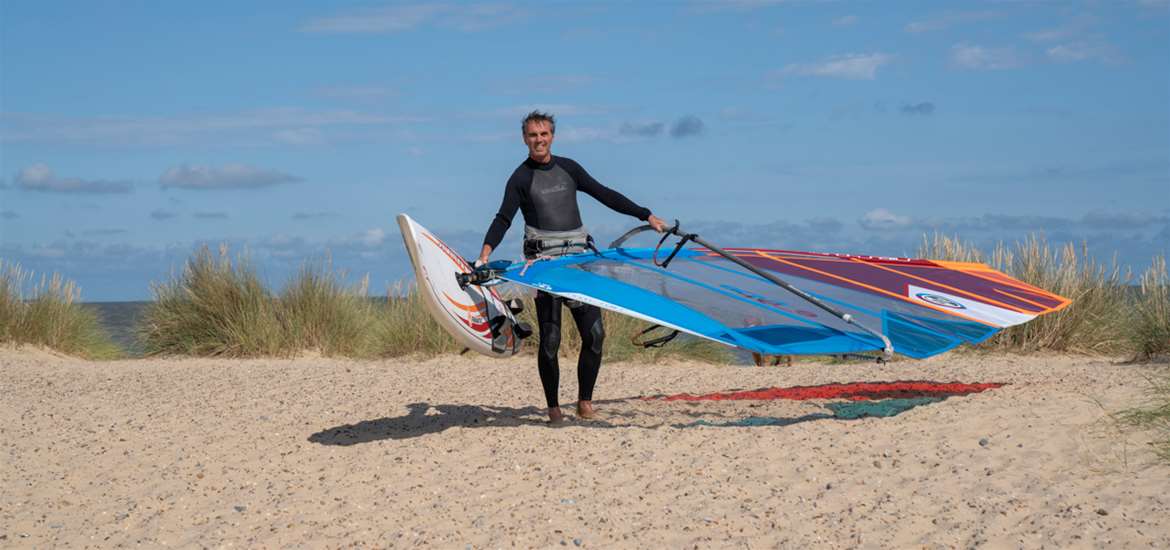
[82,302,150,356]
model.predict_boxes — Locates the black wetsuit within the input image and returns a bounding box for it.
[484,156,651,408]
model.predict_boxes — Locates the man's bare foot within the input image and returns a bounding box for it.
[576,401,597,419]
[548,407,564,424]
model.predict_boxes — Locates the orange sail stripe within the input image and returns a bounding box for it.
[940,262,1071,304]
[932,260,1000,272]
[995,288,1071,313]
[946,264,1067,301]
[847,257,1034,314]
[753,251,999,327]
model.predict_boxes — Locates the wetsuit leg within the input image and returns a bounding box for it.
[569,303,604,402]
[534,291,563,408]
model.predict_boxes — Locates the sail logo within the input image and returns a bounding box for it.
[916,292,966,309]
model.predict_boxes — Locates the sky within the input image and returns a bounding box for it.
[1,1,1168,301]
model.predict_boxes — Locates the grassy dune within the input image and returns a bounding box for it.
[0,261,120,359]
[919,234,1166,357]
[141,246,392,358]
[9,235,1162,363]
[1132,256,1170,360]
[139,245,729,363]
[139,236,1168,362]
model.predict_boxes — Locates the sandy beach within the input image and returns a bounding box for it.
[2,349,1167,548]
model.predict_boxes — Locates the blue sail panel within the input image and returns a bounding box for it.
[504,249,887,355]
[497,240,1063,359]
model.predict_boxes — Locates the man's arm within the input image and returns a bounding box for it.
[564,159,668,232]
[480,172,524,263]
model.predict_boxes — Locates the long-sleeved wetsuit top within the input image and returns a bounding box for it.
[483,155,651,249]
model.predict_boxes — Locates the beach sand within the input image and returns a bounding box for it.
[2,349,1167,548]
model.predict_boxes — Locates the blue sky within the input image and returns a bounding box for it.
[1,1,1167,301]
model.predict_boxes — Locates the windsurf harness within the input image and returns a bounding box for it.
[523,225,594,260]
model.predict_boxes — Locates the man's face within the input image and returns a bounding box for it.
[523,120,554,162]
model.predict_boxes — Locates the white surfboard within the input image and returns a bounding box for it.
[396,214,525,357]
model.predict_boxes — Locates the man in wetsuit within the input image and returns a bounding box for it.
[477,111,667,424]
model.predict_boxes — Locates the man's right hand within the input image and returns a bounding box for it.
[476,244,493,268]
[647,214,669,233]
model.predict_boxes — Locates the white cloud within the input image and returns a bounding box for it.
[360,228,387,247]
[1024,18,1095,44]
[905,11,999,33]
[314,86,399,101]
[302,5,448,33]
[832,15,859,26]
[0,108,422,147]
[688,0,792,13]
[551,126,617,143]
[491,74,598,95]
[859,208,912,231]
[159,164,301,191]
[781,53,894,80]
[13,164,133,194]
[26,245,67,259]
[493,103,613,119]
[447,3,528,32]
[1045,41,1124,64]
[272,128,324,145]
[1023,17,1125,65]
[950,43,1024,70]
[619,121,665,138]
[292,211,338,220]
[301,3,526,34]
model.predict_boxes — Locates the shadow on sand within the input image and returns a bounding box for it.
[308,381,1004,445]
[307,398,684,445]
[308,399,878,445]
[309,403,548,445]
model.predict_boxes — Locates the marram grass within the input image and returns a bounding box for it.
[139,245,731,362]
[142,246,399,358]
[142,238,1165,364]
[1131,256,1170,360]
[377,282,464,357]
[1119,370,1170,462]
[141,246,287,356]
[0,261,120,359]
[919,234,1134,355]
[1124,257,1170,463]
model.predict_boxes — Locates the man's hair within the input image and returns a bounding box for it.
[521,110,556,135]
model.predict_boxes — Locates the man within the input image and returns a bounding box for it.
[478,111,667,424]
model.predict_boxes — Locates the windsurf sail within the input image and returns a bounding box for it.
[471,222,1070,360]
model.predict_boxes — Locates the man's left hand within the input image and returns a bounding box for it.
[647,215,669,233]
